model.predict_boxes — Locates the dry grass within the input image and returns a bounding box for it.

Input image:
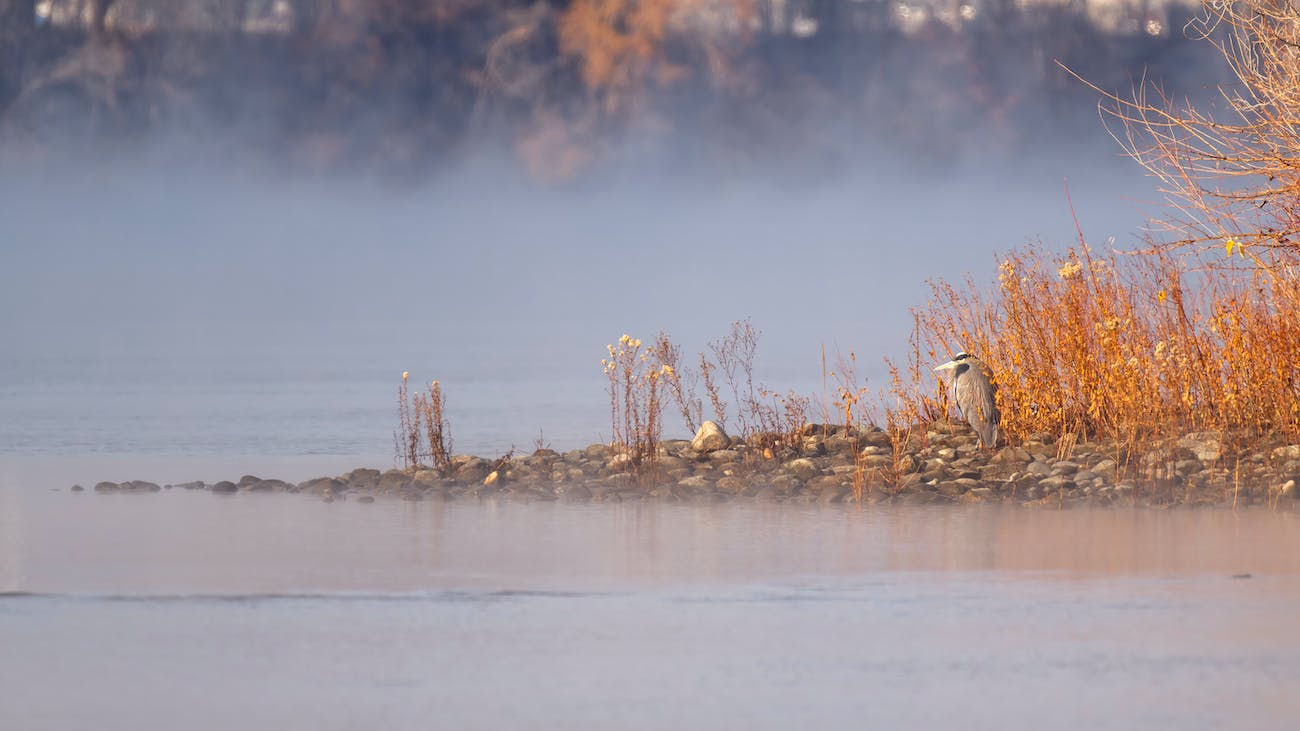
[604,322,813,479]
[880,3,1300,473]
[900,237,1300,470]
[395,372,454,473]
[603,334,671,478]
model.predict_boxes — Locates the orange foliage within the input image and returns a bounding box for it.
[559,0,682,92]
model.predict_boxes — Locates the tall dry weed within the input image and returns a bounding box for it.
[395,372,454,473]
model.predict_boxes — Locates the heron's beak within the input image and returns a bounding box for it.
[934,360,958,372]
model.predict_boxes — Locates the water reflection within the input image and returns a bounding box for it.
[4,483,1299,596]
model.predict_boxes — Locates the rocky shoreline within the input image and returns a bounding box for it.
[82,421,1300,508]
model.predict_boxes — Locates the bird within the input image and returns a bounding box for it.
[934,352,1000,449]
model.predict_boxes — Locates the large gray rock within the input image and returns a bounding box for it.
[1179,432,1223,462]
[784,458,820,481]
[244,479,290,492]
[377,470,411,492]
[1273,445,1300,460]
[344,468,381,489]
[690,421,730,453]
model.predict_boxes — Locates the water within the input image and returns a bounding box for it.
[3,480,1300,730]
[1,161,1285,728]
[0,165,1157,459]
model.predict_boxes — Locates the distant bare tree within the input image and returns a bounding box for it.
[0,0,37,112]
[88,0,117,34]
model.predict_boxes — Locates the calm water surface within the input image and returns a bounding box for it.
[3,465,1300,730]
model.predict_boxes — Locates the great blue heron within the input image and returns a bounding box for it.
[935,352,1000,449]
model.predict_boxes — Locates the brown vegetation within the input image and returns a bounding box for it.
[890,1,1300,479]
[396,372,454,473]
[603,321,813,481]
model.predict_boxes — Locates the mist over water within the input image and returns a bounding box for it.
[0,154,1157,456]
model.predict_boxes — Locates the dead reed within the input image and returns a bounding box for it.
[603,322,814,475]
[394,372,454,473]
[603,334,671,478]
[876,3,1300,474]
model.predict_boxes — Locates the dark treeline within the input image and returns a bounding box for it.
[0,0,1225,180]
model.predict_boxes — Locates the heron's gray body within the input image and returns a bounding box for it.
[935,352,1000,449]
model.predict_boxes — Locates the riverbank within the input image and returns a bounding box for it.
[81,421,1300,509]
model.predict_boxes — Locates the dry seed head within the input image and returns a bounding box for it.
[1057,260,1083,279]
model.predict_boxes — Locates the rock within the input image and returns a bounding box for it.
[859,428,893,449]
[236,475,262,489]
[990,446,1031,465]
[1178,431,1223,462]
[1073,470,1101,485]
[783,458,820,481]
[210,480,238,494]
[690,421,730,453]
[558,484,592,501]
[770,474,800,493]
[928,420,968,435]
[172,481,206,490]
[800,438,828,457]
[677,475,712,490]
[1039,475,1076,492]
[70,484,84,492]
[896,472,924,491]
[1025,461,1052,477]
[297,477,343,496]
[120,480,161,493]
[344,468,381,489]
[1274,445,1300,461]
[93,481,119,492]
[483,470,501,487]
[584,444,611,459]
[357,495,375,504]
[408,472,444,491]
[936,481,965,497]
[1091,459,1118,477]
[245,479,290,492]
[817,484,848,503]
[1051,461,1081,475]
[378,470,411,492]
[707,449,741,463]
[456,463,489,484]
[716,476,745,492]
[823,433,857,453]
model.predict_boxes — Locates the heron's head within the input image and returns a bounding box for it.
[934,352,972,373]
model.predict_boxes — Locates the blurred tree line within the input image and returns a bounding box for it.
[0,0,1220,179]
